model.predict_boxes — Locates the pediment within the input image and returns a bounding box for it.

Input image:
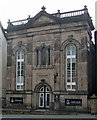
[27,11,59,27]
[33,15,56,25]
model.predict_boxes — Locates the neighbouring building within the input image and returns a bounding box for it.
[6,6,95,112]
[0,22,7,108]
[95,31,97,96]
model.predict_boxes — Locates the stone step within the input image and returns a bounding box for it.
[2,108,89,115]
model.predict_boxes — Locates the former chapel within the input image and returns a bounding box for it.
[6,6,95,112]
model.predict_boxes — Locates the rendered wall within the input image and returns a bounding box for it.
[0,23,7,107]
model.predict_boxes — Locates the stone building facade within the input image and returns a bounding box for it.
[0,22,7,108]
[6,6,94,112]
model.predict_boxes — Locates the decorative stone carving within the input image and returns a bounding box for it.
[18,41,22,47]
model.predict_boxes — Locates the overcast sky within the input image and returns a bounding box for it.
[0,0,96,29]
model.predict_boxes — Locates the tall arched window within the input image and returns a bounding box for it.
[41,47,46,65]
[66,45,76,91]
[36,46,51,66]
[16,50,24,90]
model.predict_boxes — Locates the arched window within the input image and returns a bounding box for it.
[66,45,76,91]
[36,46,51,66]
[41,47,46,65]
[16,50,24,90]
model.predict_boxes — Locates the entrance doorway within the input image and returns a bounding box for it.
[39,85,50,108]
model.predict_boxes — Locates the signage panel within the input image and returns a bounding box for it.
[54,94,59,101]
[10,97,23,104]
[65,99,82,106]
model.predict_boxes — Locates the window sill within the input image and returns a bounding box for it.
[6,90,33,94]
[33,65,54,70]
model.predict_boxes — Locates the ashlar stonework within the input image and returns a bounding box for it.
[6,6,95,112]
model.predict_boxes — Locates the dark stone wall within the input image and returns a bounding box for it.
[95,31,97,96]
[87,42,96,96]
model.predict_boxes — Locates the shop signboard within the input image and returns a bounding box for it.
[10,97,23,104]
[65,99,82,106]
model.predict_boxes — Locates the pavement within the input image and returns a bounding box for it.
[1,114,97,119]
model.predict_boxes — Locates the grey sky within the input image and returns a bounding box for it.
[0,0,96,29]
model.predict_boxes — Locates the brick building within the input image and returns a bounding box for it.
[6,6,95,112]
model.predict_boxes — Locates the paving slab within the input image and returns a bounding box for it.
[1,114,97,119]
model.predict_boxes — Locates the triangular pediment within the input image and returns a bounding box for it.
[33,15,55,25]
[27,11,59,27]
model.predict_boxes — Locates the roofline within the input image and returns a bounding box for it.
[6,6,94,32]
[0,21,7,39]
[7,5,88,26]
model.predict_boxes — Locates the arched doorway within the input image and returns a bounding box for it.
[39,85,50,108]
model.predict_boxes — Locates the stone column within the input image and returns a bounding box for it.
[49,48,51,65]
[34,51,36,67]
[90,94,97,114]
[46,49,48,66]
[50,48,53,66]
[39,50,41,67]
